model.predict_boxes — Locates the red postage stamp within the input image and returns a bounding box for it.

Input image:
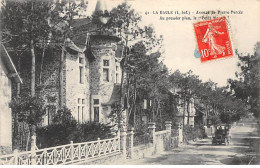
[193,17,233,62]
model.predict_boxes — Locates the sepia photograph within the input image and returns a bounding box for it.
[0,0,259,165]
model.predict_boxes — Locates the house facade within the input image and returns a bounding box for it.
[0,44,22,154]
[176,97,196,127]
[8,1,124,126]
[171,87,196,127]
[58,33,122,125]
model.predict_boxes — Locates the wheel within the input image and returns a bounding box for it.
[224,138,229,145]
[228,136,232,144]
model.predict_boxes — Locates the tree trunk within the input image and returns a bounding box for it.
[183,95,186,127]
[39,40,46,85]
[187,98,190,125]
[15,47,21,97]
[119,39,128,127]
[59,44,65,109]
[30,39,36,97]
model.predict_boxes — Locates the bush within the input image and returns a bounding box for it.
[36,122,113,148]
[78,122,114,142]
[183,124,207,143]
[36,120,79,148]
[36,107,113,148]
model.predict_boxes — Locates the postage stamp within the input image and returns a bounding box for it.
[193,17,233,62]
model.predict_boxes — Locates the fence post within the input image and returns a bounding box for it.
[203,126,207,137]
[148,122,156,143]
[178,124,183,145]
[70,141,74,161]
[148,122,156,154]
[13,149,18,165]
[129,127,134,159]
[120,127,127,160]
[97,138,101,156]
[31,135,36,165]
[165,121,172,149]
[165,121,172,134]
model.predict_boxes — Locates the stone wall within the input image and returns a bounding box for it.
[0,57,13,154]
[89,37,119,124]
[131,144,155,160]
[64,51,90,122]
[76,152,124,165]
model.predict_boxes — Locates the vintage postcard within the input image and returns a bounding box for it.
[0,0,259,166]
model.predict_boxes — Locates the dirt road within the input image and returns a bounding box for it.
[119,124,260,165]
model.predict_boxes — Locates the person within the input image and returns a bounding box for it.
[202,22,226,58]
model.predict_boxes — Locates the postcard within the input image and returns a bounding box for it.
[0,0,259,165]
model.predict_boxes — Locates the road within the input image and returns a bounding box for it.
[119,124,260,165]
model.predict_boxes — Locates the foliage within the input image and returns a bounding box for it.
[36,119,78,148]
[79,122,113,142]
[169,70,202,125]
[95,3,163,128]
[52,106,74,125]
[170,69,248,125]
[37,108,113,148]
[228,42,260,118]
[1,0,57,97]
[10,95,46,127]
[183,125,207,142]
[50,0,88,40]
[1,0,53,46]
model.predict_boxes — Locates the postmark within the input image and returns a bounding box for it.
[193,17,233,62]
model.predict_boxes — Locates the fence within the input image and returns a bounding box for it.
[133,133,151,147]
[0,121,182,165]
[154,130,171,153]
[0,136,120,165]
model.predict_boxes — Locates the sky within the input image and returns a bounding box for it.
[86,0,260,87]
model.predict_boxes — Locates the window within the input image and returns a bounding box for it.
[82,106,84,122]
[94,107,99,122]
[79,67,83,84]
[103,60,109,66]
[79,57,84,64]
[79,56,84,84]
[78,98,85,123]
[103,68,109,82]
[94,99,99,105]
[46,105,56,125]
[116,73,118,83]
[103,60,109,82]
[93,98,100,122]
[78,106,80,123]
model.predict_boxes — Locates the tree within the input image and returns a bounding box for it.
[49,0,88,109]
[1,1,88,146]
[170,70,202,126]
[228,42,260,119]
[94,2,163,128]
[126,42,170,127]
[170,69,247,126]
[10,94,46,150]
[1,0,54,97]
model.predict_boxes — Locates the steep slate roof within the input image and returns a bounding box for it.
[1,44,22,83]
[67,0,120,59]
[95,0,108,12]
